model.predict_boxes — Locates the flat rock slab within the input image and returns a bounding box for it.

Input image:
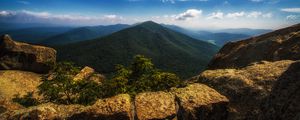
[135,91,177,120]
[69,94,133,120]
[172,83,229,120]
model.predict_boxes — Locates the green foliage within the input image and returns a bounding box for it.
[12,92,39,107]
[103,55,185,97]
[38,62,100,105]
[37,55,184,105]
[56,21,219,79]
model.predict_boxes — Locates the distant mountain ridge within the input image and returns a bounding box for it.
[0,27,73,44]
[41,24,130,45]
[56,21,219,78]
[163,24,252,46]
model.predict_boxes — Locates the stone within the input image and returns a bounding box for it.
[73,66,95,81]
[0,34,56,73]
[171,83,229,120]
[135,91,177,120]
[69,94,133,120]
[207,23,300,70]
[197,60,295,119]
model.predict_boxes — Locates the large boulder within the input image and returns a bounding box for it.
[69,94,133,120]
[261,61,300,120]
[207,23,300,70]
[73,66,105,84]
[171,83,229,120]
[134,91,177,120]
[197,60,295,119]
[0,34,56,73]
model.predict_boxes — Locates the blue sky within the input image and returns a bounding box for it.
[0,0,299,29]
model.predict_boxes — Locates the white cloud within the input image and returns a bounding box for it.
[247,11,262,18]
[250,0,263,2]
[281,8,300,13]
[262,13,272,18]
[0,10,126,25]
[175,9,202,20]
[21,10,51,18]
[207,12,224,19]
[246,11,272,18]
[0,11,13,16]
[286,15,298,20]
[161,0,175,4]
[226,12,245,19]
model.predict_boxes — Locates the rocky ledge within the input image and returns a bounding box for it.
[0,83,229,120]
[0,34,56,73]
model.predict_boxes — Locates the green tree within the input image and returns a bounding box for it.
[106,55,185,96]
[38,62,100,105]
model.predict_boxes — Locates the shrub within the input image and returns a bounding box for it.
[12,92,39,107]
[38,62,100,105]
[103,55,185,97]
[37,55,184,105]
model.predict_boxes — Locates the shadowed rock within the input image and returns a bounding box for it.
[261,61,300,120]
[0,34,56,73]
[197,60,295,119]
[207,23,300,70]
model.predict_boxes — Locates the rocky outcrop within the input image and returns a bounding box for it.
[73,66,105,84]
[0,70,41,100]
[69,94,133,120]
[0,70,42,113]
[0,34,56,73]
[196,60,295,119]
[261,61,300,120]
[171,83,229,120]
[1,94,133,120]
[0,83,229,120]
[207,23,300,70]
[0,103,83,119]
[135,91,177,120]
[73,66,95,81]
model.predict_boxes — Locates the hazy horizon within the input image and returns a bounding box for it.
[0,0,299,30]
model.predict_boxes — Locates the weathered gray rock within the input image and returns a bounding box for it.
[172,83,229,120]
[135,91,177,120]
[0,34,56,73]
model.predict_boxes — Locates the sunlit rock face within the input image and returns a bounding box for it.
[0,34,56,73]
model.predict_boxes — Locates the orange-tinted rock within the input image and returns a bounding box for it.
[135,91,177,120]
[171,83,229,120]
[0,34,56,73]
